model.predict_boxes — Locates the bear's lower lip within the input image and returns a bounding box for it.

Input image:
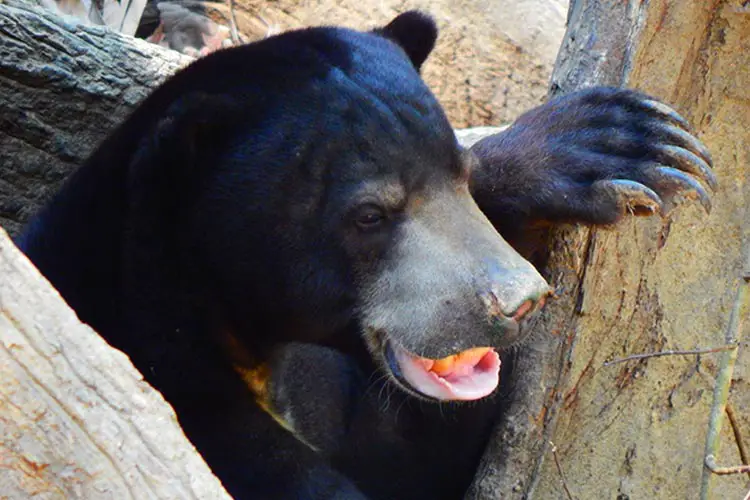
[384,343,501,401]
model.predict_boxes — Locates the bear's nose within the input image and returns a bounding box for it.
[479,264,553,323]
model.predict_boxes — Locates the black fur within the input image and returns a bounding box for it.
[263,340,504,499]
[259,82,716,499]
[17,10,714,500]
[469,87,715,262]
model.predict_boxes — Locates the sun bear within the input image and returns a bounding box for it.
[16,10,715,500]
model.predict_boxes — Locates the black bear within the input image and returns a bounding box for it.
[16,10,715,500]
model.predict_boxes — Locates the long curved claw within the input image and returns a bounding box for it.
[639,99,692,131]
[644,165,713,215]
[594,179,663,217]
[653,123,714,168]
[653,144,718,191]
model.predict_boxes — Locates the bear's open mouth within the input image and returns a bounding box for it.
[384,342,501,401]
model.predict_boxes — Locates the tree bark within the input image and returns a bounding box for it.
[0,0,191,236]
[469,1,750,498]
[1,1,748,499]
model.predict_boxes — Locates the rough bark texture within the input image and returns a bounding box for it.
[470,1,750,498]
[0,6,229,497]
[0,1,191,236]
[0,226,231,498]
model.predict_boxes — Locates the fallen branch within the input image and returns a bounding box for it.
[704,455,750,476]
[725,404,750,480]
[550,442,575,500]
[602,344,742,367]
[700,255,750,499]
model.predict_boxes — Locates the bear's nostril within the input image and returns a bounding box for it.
[511,300,534,322]
[481,287,552,323]
[510,294,549,322]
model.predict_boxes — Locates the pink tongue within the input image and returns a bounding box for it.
[393,346,501,401]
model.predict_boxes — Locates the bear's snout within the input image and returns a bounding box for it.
[479,261,552,324]
[359,189,552,363]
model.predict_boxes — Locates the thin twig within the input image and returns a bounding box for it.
[725,404,750,481]
[700,257,750,500]
[603,344,740,367]
[550,441,575,500]
[705,455,750,475]
[227,0,241,45]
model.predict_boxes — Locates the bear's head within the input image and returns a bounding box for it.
[125,11,552,402]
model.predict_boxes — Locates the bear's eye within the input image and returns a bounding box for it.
[354,205,386,231]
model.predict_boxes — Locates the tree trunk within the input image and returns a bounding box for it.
[469,1,750,498]
[1,0,748,499]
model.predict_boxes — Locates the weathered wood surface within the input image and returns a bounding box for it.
[0,226,231,499]
[470,1,750,498]
[0,0,191,236]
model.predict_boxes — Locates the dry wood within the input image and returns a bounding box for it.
[701,258,750,498]
[0,5,232,497]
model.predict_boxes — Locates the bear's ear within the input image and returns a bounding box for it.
[374,11,438,71]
